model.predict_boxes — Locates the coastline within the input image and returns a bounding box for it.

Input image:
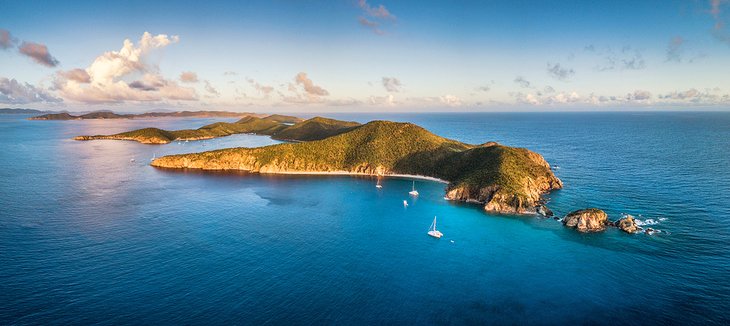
[258,170,450,184]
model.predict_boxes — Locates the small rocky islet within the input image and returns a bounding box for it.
[560,208,663,235]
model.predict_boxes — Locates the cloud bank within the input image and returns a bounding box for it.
[0,77,62,104]
[54,32,196,104]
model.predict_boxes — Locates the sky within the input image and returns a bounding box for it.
[1,0,730,112]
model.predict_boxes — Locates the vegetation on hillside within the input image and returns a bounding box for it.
[272,117,360,141]
[74,115,359,144]
[151,120,562,213]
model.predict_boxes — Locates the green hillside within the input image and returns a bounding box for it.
[151,120,562,214]
[272,117,360,141]
[75,115,353,144]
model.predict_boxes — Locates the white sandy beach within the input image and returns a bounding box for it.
[264,171,449,184]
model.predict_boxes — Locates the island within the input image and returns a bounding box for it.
[150,118,563,215]
[30,110,263,120]
[74,115,360,144]
[0,108,54,115]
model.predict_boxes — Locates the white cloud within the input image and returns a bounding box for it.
[657,88,729,104]
[626,90,652,101]
[710,0,730,45]
[369,94,396,106]
[587,45,647,71]
[358,17,384,35]
[356,0,396,35]
[546,63,575,81]
[514,76,532,88]
[0,29,17,50]
[246,78,274,98]
[18,41,59,67]
[179,71,198,83]
[513,91,580,105]
[54,32,196,104]
[0,77,62,104]
[439,94,462,106]
[666,36,685,62]
[204,80,219,96]
[358,0,396,19]
[281,72,329,104]
[382,77,402,92]
[58,69,91,83]
[402,95,463,107]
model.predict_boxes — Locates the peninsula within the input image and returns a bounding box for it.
[150,119,563,215]
[74,115,360,144]
[30,110,262,120]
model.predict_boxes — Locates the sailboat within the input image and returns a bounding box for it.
[403,200,408,207]
[376,177,383,189]
[427,216,443,238]
[409,181,419,196]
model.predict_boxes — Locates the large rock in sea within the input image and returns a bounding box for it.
[562,208,609,232]
[616,215,639,234]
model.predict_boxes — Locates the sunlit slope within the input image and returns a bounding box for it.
[152,120,562,214]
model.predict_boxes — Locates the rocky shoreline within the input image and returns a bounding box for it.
[73,134,217,144]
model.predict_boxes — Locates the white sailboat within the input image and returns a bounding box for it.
[403,200,408,207]
[408,181,419,196]
[427,216,443,238]
[376,177,383,189]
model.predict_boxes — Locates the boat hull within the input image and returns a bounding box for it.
[428,230,443,238]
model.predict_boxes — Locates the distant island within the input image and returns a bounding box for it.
[30,110,262,120]
[0,108,54,114]
[74,115,360,144]
[149,118,563,215]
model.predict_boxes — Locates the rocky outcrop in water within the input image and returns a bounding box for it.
[537,205,554,217]
[562,208,609,232]
[616,215,639,234]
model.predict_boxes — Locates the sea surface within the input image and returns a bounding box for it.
[1,112,729,325]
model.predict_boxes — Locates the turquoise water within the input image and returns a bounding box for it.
[1,112,729,324]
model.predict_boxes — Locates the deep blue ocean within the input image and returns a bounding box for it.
[1,112,729,325]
